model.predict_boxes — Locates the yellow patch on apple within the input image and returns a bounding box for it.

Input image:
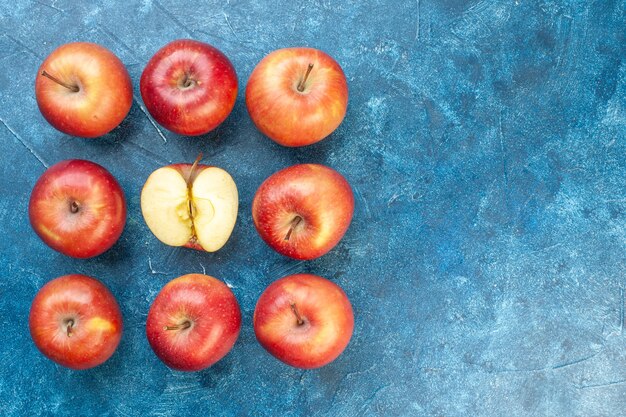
[86,316,115,333]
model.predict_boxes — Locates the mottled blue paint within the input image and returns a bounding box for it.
[0,0,624,416]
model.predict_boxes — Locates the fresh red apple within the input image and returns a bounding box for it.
[35,42,132,138]
[140,39,238,136]
[29,159,127,259]
[252,164,354,260]
[245,47,348,147]
[254,273,354,369]
[146,274,241,371]
[29,274,123,370]
[140,155,238,252]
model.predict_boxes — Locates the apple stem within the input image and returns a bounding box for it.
[41,70,80,93]
[297,63,314,92]
[65,319,75,337]
[164,320,192,331]
[69,200,80,214]
[178,74,196,88]
[290,303,305,326]
[284,216,303,241]
[185,152,203,242]
[187,152,204,186]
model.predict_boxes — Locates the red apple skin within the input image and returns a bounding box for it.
[168,162,211,187]
[29,274,123,370]
[246,47,348,147]
[252,164,354,260]
[28,160,127,259]
[254,274,354,369]
[146,274,242,372]
[35,42,133,138]
[140,39,238,136]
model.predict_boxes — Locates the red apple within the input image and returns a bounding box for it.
[29,159,127,259]
[246,47,348,147]
[146,274,241,372]
[29,274,123,370]
[35,42,132,138]
[140,155,238,252]
[252,164,354,260]
[140,39,238,136]
[254,273,354,369]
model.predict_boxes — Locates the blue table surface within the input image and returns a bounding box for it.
[0,1,624,416]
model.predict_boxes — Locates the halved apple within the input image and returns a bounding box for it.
[141,158,238,252]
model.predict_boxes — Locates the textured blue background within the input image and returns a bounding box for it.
[0,0,624,416]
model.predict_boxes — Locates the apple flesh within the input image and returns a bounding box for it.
[141,158,238,252]
[252,164,354,260]
[146,274,242,371]
[29,159,127,258]
[35,42,132,138]
[246,47,348,147]
[140,39,238,136]
[29,274,123,370]
[254,273,354,369]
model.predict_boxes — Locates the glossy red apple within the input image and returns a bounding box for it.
[29,159,127,259]
[29,274,123,370]
[35,42,133,138]
[252,164,354,260]
[146,274,242,372]
[140,39,238,136]
[140,155,238,252]
[254,273,354,369]
[246,47,348,147]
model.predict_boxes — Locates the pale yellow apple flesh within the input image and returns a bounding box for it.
[192,168,238,251]
[141,167,192,246]
[141,166,238,252]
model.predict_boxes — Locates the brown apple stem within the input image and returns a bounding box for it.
[164,320,192,331]
[297,63,314,92]
[187,152,204,186]
[41,70,79,92]
[284,216,303,241]
[186,152,203,242]
[181,74,195,89]
[65,319,75,337]
[290,303,305,326]
[69,200,80,214]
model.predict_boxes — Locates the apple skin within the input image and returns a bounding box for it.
[35,42,133,138]
[254,273,354,369]
[252,164,354,260]
[246,47,348,147]
[140,39,238,136]
[146,274,242,372]
[29,159,127,259]
[29,274,123,370]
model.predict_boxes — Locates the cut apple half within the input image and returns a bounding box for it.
[141,163,238,252]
